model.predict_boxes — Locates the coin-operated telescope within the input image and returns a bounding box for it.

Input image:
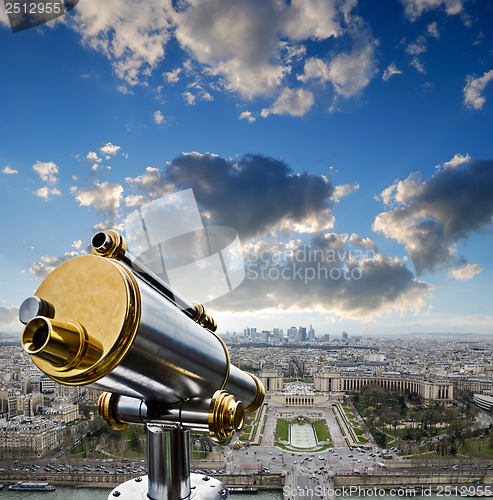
[19,230,264,500]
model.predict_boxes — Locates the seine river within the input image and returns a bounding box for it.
[0,486,482,500]
[0,486,283,499]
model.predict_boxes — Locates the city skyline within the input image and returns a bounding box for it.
[1,0,492,337]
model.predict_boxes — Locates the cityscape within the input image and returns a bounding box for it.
[1,326,492,496]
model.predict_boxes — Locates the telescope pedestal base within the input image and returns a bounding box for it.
[107,474,229,500]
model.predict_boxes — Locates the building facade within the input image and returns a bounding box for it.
[0,416,65,457]
[314,369,454,404]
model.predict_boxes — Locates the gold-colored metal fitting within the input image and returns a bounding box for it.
[91,230,127,261]
[243,372,265,413]
[98,392,128,430]
[191,302,217,332]
[208,390,244,443]
[22,316,103,371]
[20,254,141,386]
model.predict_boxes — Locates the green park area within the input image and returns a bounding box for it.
[352,386,493,458]
[239,404,268,444]
[274,413,332,451]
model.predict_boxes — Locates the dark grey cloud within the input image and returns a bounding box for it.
[209,239,431,317]
[126,152,336,239]
[374,158,493,276]
[125,151,431,317]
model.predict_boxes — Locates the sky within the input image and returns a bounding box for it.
[0,0,492,337]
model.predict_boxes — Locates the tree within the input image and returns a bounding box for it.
[128,426,143,452]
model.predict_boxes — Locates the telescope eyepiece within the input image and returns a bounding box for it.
[91,230,126,260]
[31,322,49,351]
[22,316,103,371]
[19,296,54,325]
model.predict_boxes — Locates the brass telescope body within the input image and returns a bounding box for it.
[20,230,264,442]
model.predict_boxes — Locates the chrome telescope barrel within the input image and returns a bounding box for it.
[20,230,264,442]
[90,230,217,332]
[98,390,244,442]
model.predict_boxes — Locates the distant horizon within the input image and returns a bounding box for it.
[5,329,493,340]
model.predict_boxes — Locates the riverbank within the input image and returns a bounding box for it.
[0,472,283,490]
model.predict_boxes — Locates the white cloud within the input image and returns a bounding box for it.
[297,31,378,102]
[349,233,376,250]
[373,158,493,275]
[406,36,427,73]
[411,57,426,74]
[72,240,82,249]
[125,166,170,199]
[0,306,21,333]
[402,0,465,21]
[332,183,359,202]
[261,88,314,118]
[382,63,402,81]
[173,0,293,98]
[326,37,378,99]
[33,187,62,201]
[70,0,173,86]
[297,57,330,83]
[71,181,124,215]
[154,110,165,125]
[0,5,10,27]
[30,252,80,280]
[464,70,493,110]
[33,160,59,184]
[124,194,149,207]
[2,166,18,175]
[63,0,379,113]
[93,219,124,232]
[100,142,121,157]
[283,0,342,41]
[427,22,439,38]
[448,263,482,281]
[274,211,336,236]
[436,153,471,170]
[87,151,102,163]
[32,161,60,200]
[182,91,196,105]
[239,111,256,123]
[164,67,181,83]
[406,36,427,56]
[117,85,134,95]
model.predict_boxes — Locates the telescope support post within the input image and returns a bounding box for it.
[147,425,191,500]
[107,425,229,500]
